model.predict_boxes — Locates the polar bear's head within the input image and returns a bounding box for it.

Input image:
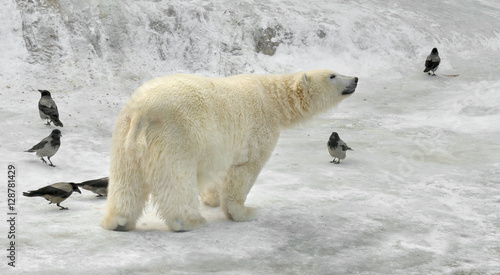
[292,69,358,116]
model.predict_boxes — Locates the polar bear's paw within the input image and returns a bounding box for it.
[168,214,207,232]
[200,192,220,207]
[101,215,136,231]
[225,205,257,222]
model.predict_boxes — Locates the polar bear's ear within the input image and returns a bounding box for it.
[299,73,309,88]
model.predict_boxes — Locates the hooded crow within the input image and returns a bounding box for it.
[327,132,353,164]
[24,129,61,167]
[38,90,64,127]
[76,177,108,197]
[23,182,81,210]
[424,48,440,76]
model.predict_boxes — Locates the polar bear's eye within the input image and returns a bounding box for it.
[330,74,336,79]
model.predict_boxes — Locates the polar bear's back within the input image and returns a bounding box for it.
[124,73,285,133]
[129,74,265,116]
[115,74,272,166]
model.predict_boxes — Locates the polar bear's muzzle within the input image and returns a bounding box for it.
[342,77,358,95]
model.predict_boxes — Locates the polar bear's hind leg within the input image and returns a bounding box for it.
[101,174,149,231]
[151,162,207,232]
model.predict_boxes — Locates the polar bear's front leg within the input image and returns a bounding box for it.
[220,162,264,222]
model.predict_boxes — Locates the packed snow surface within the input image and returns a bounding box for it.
[1,0,499,274]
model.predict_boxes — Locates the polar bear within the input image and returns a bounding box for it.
[101,69,358,231]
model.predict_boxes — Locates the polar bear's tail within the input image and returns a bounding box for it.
[124,113,149,159]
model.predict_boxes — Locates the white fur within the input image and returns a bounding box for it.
[101,69,357,231]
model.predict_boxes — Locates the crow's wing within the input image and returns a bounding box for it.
[340,144,352,151]
[39,98,59,117]
[23,186,69,198]
[425,57,432,69]
[25,138,49,152]
[77,177,109,188]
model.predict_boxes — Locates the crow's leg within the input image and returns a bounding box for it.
[47,157,56,167]
[57,203,68,210]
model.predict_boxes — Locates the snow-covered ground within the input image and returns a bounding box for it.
[1,0,499,274]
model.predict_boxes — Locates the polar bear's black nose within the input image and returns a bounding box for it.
[341,77,358,95]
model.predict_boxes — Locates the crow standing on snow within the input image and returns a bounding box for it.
[24,129,62,167]
[38,89,64,127]
[23,182,81,210]
[76,177,109,197]
[423,48,440,76]
[327,132,353,164]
